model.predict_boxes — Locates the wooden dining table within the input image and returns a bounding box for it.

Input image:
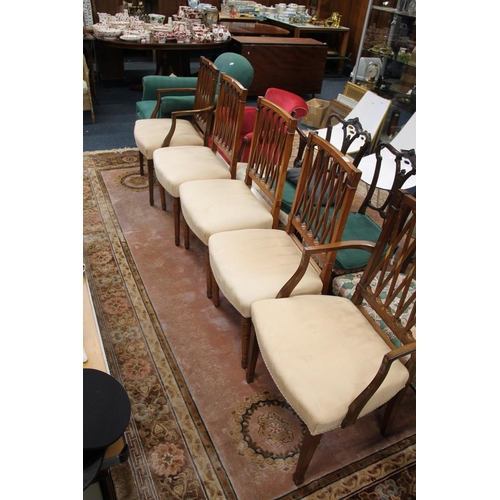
[93,35,231,79]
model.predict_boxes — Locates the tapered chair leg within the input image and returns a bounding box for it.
[211,271,220,307]
[293,429,322,486]
[159,184,167,211]
[183,215,190,250]
[147,159,154,206]
[241,317,252,369]
[381,386,408,435]
[246,325,259,382]
[205,247,212,299]
[139,151,144,177]
[173,197,181,247]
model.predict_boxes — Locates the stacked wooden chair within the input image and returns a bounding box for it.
[133,56,220,206]
[178,97,298,300]
[153,72,249,248]
[208,132,362,369]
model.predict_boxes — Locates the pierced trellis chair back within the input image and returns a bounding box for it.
[285,131,362,292]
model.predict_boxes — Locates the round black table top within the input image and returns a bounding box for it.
[83,368,131,451]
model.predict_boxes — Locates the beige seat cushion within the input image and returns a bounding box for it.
[180,180,274,246]
[154,147,231,198]
[134,118,204,160]
[208,229,323,317]
[251,295,410,435]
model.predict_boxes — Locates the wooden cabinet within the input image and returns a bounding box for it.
[230,36,328,96]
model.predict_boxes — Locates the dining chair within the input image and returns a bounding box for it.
[178,97,298,300]
[333,142,416,276]
[281,114,372,214]
[318,90,391,153]
[83,54,95,124]
[135,52,254,120]
[245,189,416,486]
[237,87,309,162]
[134,56,220,206]
[208,132,362,369]
[356,112,416,194]
[153,72,248,247]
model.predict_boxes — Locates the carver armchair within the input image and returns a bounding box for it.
[208,132,362,369]
[246,190,416,486]
[153,72,248,247]
[178,97,298,299]
[134,56,219,206]
[333,142,416,276]
[136,52,254,120]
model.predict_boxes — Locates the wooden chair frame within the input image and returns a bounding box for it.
[246,190,416,485]
[210,132,362,367]
[138,56,220,206]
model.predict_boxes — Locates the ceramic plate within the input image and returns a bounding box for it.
[120,35,141,41]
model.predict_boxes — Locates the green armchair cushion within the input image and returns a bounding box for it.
[135,75,198,119]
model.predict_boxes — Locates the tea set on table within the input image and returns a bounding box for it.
[92,5,230,45]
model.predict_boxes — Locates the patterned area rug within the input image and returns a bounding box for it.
[83,147,416,500]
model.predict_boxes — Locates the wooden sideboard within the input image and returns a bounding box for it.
[229,36,328,96]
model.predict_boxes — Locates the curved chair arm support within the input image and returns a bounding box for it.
[341,341,416,428]
[162,105,215,147]
[276,240,376,299]
[150,87,197,118]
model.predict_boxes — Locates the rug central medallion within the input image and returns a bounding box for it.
[230,392,305,471]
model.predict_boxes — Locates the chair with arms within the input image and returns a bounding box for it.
[178,97,298,299]
[135,52,254,120]
[207,132,362,369]
[245,189,416,485]
[332,142,416,277]
[134,56,220,206]
[153,72,248,247]
[237,87,309,162]
[281,114,372,214]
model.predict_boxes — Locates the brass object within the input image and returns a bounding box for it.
[325,12,341,28]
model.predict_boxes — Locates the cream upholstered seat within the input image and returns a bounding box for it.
[179,97,298,299]
[246,190,416,486]
[208,132,362,368]
[154,73,249,247]
[134,56,220,206]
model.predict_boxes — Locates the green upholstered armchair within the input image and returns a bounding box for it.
[135,52,254,119]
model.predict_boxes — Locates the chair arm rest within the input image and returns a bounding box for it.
[161,105,215,147]
[341,341,416,428]
[150,87,197,118]
[276,240,376,298]
[141,75,198,100]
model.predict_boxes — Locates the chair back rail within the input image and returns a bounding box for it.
[352,190,416,345]
[243,97,298,228]
[162,56,220,148]
[325,114,371,165]
[210,73,248,179]
[358,142,416,219]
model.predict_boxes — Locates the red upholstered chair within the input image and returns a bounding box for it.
[238,88,308,162]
